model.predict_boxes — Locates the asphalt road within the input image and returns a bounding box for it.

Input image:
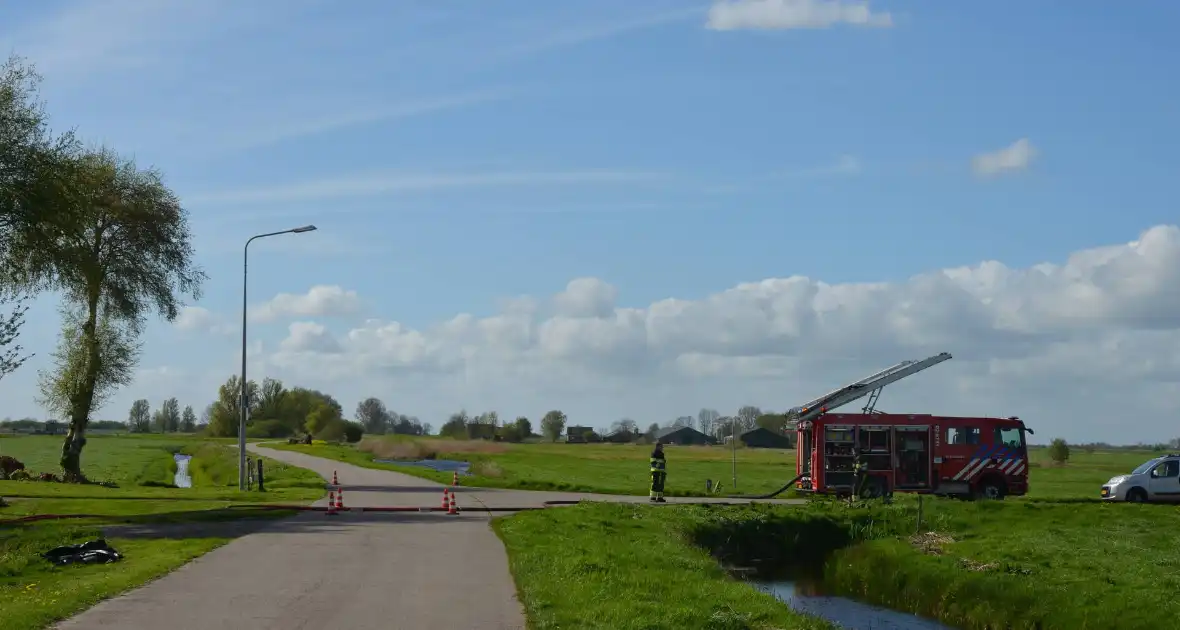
[55,445,800,630]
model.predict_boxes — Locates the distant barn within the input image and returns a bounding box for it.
[467,423,497,440]
[566,426,600,443]
[740,427,793,449]
[602,429,638,444]
[655,426,717,446]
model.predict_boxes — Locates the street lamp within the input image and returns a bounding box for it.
[239,225,317,490]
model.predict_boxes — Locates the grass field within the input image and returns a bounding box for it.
[267,434,1169,500]
[268,436,799,496]
[0,434,326,630]
[494,498,1180,630]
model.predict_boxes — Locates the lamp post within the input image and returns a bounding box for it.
[240,225,317,490]
[731,415,737,490]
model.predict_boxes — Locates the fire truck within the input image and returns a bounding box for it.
[790,352,1033,501]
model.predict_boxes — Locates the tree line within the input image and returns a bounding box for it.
[1,54,204,480]
[125,398,197,434]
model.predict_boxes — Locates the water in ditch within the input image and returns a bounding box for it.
[373,458,471,475]
[173,454,192,488]
[752,579,950,630]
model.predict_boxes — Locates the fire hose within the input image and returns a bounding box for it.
[723,474,803,500]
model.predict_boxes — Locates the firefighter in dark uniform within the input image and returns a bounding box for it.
[650,442,667,503]
[852,448,870,500]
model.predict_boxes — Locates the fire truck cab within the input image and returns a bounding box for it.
[784,352,1031,501]
[795,413,1031,500]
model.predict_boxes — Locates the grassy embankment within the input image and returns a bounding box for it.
[0,434,325,630]
[491,447,1179,629]
[266,435,796,496]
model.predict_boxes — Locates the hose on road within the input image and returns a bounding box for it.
[722,474,803,500]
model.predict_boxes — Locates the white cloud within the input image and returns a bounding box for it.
[217,89,514,152]
[279,322,343,354]
[186,170,663,206]
[972,138,1037,177]
[782,154,862,179]
[174,306,232,336]
[249,285,362,324]
[706,0,894,31]
[0,0,285,79]
[495,8,704,60]
[253,224,1180,443]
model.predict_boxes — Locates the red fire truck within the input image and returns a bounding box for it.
[790,353,1033,500]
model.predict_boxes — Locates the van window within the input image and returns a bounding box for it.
[946,427,980,445]
[994,427,1023,450]
[1152,460,1179,479]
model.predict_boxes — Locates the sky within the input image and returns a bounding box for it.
[0,0,1178,444]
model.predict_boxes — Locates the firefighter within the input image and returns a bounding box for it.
[649,442,667,503]
[852,448,870,500]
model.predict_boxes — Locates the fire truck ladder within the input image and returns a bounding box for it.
[724,352,952,501]
[791,352,953,424]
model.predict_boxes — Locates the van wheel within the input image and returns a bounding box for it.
[1126,488,1148,503]
[975,479,1007,500]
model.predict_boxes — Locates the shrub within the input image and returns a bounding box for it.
[9,469,32,481]
[37,472,61,483]
[316,419,347,442]
[342,421,364,444]
[472,460,504,478]
[356,436,509,460]
[247,419,293,438]
[1048,438,1070,465]
[0,455,25,475]
[499,425,524,443]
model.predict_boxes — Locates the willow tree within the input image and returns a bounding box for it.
[0,56,78,381]
[18,148,205,479]
[37,303,140,434]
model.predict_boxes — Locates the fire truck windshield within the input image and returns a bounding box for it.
[995,426,1024,449]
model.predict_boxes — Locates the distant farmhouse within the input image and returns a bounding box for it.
[566,426,600,443]
[655,426,717,446]
[602,428,639,443]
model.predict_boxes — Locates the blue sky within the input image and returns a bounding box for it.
[1,0,1178,443]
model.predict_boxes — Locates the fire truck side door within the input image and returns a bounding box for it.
[941,423,983,484]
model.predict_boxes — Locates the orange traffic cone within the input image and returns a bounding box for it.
[447,490,459,515]
[335,488,345,511]
[326,490,338,516]
[452,470,459,486]
[332,470,338,485]
[441,488,451,510]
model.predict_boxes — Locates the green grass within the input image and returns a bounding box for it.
[266,436,1170,500]
[495,496,1180,630]
[0,434,189,487]
[493,503,835,630]
[267,437,798,497]
[0,435,327,630]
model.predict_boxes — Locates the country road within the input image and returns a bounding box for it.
[55,445,800,630]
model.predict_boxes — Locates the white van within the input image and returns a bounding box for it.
[1101,454,1180,503]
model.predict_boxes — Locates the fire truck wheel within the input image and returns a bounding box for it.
[860,477,887,500]
[975,478,1007,500]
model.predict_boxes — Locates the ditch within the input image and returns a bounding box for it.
[692,507,952,629]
